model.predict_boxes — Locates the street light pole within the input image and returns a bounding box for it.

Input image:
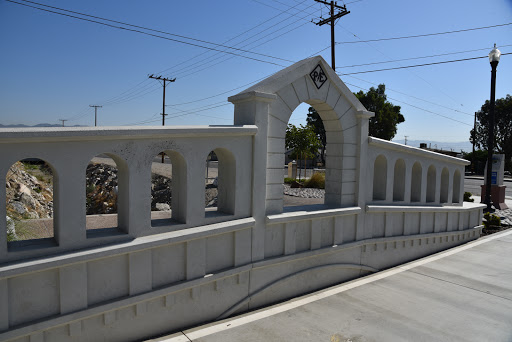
[484,44,501,213]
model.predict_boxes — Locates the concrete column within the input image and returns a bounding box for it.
[53,160,86,248]
[120,155,151,237]
[366,153,375,202]
[421,163,428,203]
[230,91,276,262]
[355,110,373,240]
[435,166,442,204]
[185,155,207,227]
[385,157,394,203]
[404,161,413,203]
[447,168,454,204]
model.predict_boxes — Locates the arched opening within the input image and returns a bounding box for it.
[151,151,187,227]
[440,167,449,203]
[452,169,461,203]
[86,154,123,233]
[6,159,55,245]
[373,155,387,201]
[426,165,436,203]
[205,148,235,217]
[283,104,326,209]
[393,159,406,201]
[411,162,422,202]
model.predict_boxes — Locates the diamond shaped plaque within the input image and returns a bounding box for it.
[310,64,327,89]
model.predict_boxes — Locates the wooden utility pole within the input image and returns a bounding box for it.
[148,74,176,127]
[313,0,350,71]
[89,105,102,126]
[149,74,176,162]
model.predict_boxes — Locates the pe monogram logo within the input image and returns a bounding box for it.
[310,64,327,89]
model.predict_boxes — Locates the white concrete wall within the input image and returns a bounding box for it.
[0,56,485,342]
[367,137,468,207]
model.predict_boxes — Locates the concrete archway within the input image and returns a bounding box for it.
[229,56,373,214]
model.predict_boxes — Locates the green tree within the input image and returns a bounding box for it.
[470,94,512,163]
[285,124,321,180]
[306,107,326,165]
[355,84,404,140]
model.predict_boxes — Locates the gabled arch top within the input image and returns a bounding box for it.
[229,55,367,114]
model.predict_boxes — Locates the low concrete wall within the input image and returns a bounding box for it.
[0,56,485,342]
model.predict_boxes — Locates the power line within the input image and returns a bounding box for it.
[345,75,473,116]
[344,82,472,127]
[338,53,510,75]
[338,45,512,68]
[79,0,318,108]
[336,22,512,44]
[11,0,296,64]
[5,0,290,67]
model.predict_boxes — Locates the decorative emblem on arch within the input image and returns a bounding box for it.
[310,64,327,89]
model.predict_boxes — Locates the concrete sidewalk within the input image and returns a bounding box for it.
[149,229,512,342]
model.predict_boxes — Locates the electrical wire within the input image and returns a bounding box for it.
[336,22,512,44]
[345,75,474,116]
[344,82,473,127]
[5,0,290,67]
[337,53,510,75]
[12,0,295,64]
[338,45,512,68]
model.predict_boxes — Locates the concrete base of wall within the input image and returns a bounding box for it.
[3,227,481,342]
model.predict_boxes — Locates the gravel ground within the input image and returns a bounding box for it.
[495,208,512,226]
[283,184,325,198]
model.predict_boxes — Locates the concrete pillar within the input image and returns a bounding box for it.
[185,155,207,227]
[447,168,454,204]
[404,161,413,203]
[385,157,394,203]
[229,91,276,262]
[120,155,151,237]
[355,110,373,240]
[435,166,442,204]
[53,160,86,248]
[421,163,428,203]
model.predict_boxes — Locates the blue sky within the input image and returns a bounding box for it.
[0,0,511,149]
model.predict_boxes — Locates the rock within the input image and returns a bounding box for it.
[20,192,38,209]
[18,183,31,196]
[11,201,27,215]
[156,203,170,211]
[6,216,16,240]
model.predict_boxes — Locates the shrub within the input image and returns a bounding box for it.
[305,172,325,189]
[464,192,474,202]
[483,212,501,229]
[284,177,296,184]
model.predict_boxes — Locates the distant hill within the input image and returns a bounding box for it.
[0,123,85,128]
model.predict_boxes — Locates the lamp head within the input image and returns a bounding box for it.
[489,43,501,64]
